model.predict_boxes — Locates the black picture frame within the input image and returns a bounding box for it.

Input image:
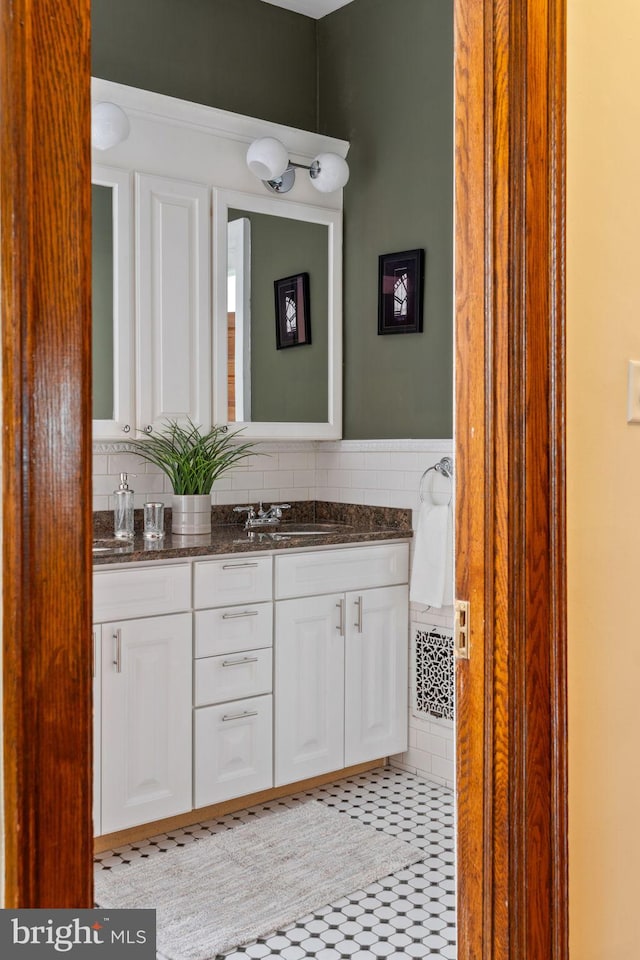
[274,272,311,349]
[377,248,425,335]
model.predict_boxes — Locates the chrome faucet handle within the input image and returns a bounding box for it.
[269,503,291,519]
[233,505,256,518]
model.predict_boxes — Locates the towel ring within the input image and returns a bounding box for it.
[419,456,454,505]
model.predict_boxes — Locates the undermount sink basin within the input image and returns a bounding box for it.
[92,538,134,555]
[244,522,353,537]
[233,522,353,544]
[275,522,352,535]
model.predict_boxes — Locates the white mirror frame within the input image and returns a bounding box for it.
[91,163,135,439]
[213,188,342,440]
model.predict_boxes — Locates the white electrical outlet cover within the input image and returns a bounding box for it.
[627,360,640,423]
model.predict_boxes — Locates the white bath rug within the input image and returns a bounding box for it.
[95,800,423,960]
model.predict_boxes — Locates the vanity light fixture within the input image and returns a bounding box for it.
[246,136,349,195]
[91,101,130,151]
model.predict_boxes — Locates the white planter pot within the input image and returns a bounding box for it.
[171,494,212,535]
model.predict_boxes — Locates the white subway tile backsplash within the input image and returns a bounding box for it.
[232,472,263,489]
[379,470,407,491]
[249,487,280,501]
[108,453,145,475]
[328,469,350,487]
[315,451,340,470]
[215,489,247,506]
[262,470,294,489]
[339,487,364,504]
[278,488,310,502]
[363,451,391,471]
[278,451,315,471]
[292,470,315,487]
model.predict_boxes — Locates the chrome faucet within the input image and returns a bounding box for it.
[233,502,291,528]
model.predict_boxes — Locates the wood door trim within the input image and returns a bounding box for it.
[1,0,93,906]
[0,0,568,955]
[454,0,568,958]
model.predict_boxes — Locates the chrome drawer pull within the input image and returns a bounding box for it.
[222,656,259,667]
[112,629,122,673]
[222,561,259,570]
[336,598,345,637]
[221,709,259,722]
[354,595,363,634]
[221,610,259,619]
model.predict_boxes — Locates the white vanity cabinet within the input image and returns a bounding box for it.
[93,564,192,834]
[274,544,409,787]
[193,557,274,807]
[92,539,409,837]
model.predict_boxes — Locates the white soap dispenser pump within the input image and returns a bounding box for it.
[114,472,135,539]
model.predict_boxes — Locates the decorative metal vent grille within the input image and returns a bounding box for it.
[413,627,454,720]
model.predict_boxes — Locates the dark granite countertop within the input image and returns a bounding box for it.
[93,501,412,566]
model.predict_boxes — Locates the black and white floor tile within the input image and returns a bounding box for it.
[95,767,456,959]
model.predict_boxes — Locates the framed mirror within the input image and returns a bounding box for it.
[92,164,134,439]
[213,189,342,440]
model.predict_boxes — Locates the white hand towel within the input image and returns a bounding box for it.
[409,501,453,608]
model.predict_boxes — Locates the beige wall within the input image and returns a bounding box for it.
[568,1,640,956]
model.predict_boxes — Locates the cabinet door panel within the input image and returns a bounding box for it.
[136,173,211,431]
[92,626,101,836]
[344,585,409,766]
[101,612,192,834]
[275,595,344,786]
[194,695,272,807]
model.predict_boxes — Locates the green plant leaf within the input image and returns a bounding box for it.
[128,419,260,495]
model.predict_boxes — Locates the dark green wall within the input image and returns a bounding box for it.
[92,0,453,439]
[319,0,453,438]
[229,210,328,423]
[92,0,318,130]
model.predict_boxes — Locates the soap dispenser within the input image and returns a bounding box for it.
[114,473,135,539]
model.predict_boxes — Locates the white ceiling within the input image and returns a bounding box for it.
[260,0,354,19]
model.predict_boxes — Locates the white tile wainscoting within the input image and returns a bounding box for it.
[92,437,455,787]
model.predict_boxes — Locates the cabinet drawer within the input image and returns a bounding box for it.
[194,557,272,608]
[194,648,272,707]
[194,603,272,658]
[93,564,191,622]
[194,695,272,807]
[274,543,409,599]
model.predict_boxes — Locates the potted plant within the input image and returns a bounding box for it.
[129,419,257,535]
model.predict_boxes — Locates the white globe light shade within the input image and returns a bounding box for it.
[92,102,130,151]
[246,137,289,180]
[311,152,350,193]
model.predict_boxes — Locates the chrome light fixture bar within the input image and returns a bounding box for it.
[246,136,349,195]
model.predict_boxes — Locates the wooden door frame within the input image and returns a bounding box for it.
[1,0,93,906]
[454,1,567,958]
[1,0,568,957]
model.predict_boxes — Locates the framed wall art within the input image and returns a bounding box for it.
[274,272,311,348]
[377,248,425,335]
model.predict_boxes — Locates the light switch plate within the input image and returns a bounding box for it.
[628,360,640,423]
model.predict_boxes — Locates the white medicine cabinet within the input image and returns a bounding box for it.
[91,78,348,441]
